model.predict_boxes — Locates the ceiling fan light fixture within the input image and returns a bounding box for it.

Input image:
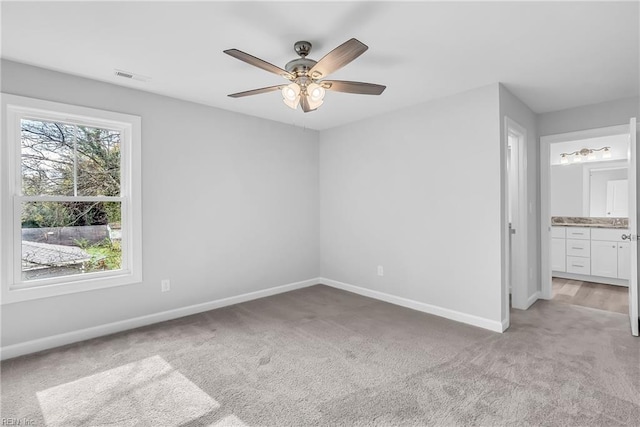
[224,38,386,113]
[306,96,324,110]
[306,82,325,110]
[307,83,325,102]
[282,83,301,109]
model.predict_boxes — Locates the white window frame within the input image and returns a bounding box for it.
[1,94,142,304]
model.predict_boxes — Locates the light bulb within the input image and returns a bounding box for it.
[281,83,301,109]
[306,83,325,110]
[307,83,325,102]
[587,150,596,161]
[560,154,569,165]
[572,155,581,163]
[602,148,612,159]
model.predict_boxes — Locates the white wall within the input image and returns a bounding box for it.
[319,84,503,329]
[499,85,539,312]
[0,60,320,347]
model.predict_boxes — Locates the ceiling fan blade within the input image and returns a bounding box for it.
[321,80,386,95]
[224,48,294,80]
[300,95,314,113]
[308,38,368,79]
[228,85,284,98]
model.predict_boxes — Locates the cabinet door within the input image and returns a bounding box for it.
[590,240,618,278]
[618,242,630,280]
[551,226,566,238]
[551,238,566,272]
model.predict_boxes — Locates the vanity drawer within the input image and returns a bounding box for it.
[590,228,628,242]
[566,256,591,275]
[566,239,590,257]
[566,227,590,240]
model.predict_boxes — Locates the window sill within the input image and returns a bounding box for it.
[2,271,142,305]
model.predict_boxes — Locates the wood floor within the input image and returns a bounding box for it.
[552,277,628,314]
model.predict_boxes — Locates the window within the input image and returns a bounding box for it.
[1,94,142,303]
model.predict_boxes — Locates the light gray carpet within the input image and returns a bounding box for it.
[1,285,639,426]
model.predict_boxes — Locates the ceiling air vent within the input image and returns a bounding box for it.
[114,69,151,82]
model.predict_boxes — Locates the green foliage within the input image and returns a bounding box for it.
[22,201,74,228]
[20,120,122,228]
[83,239,122,272]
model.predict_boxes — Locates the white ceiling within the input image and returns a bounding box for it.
[2,1,638,130]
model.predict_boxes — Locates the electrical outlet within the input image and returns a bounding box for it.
[377,265,384,276]
[161,279,171,292]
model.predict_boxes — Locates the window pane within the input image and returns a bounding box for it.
[76,126,121,196]
[21,119,75,196]
[21,201,122,281]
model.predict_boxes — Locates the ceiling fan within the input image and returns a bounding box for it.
[224,38,386,112]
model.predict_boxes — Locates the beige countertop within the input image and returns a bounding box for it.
[551,216,628,229]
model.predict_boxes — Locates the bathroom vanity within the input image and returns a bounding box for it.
[551,217,629,286]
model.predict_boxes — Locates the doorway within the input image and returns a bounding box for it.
[505,117,529,312]
[540,121,638,336]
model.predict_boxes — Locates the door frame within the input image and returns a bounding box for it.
[504,117,529,310]
[540,124,631,300]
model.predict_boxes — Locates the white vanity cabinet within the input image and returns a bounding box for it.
[618,242,630,280]
[564,227,591,275]
[551,226,566,272]
[590,228,630,281]
[552,226,629,286]
[590,240,619,278]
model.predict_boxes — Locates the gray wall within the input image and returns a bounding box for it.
[499,85,540,311]
[1,60,320,346]
[319,84,503,325]
[539,97,639,136]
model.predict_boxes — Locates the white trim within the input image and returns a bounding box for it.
[501,317,510,332]
[0,278,320,360]
[505,117,530,311]
[540,124,631,301]
[1,94,142,304]
[320,278,504,333]
[552,272,628,287]
[525,291,541,308]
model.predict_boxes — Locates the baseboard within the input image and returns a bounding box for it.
[552,271,628,287]
[526,291,540,309]
[319,277,504,333]
[1,277,320,360]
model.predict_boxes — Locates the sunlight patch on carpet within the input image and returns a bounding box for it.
[208,414,247,426]
[37,355,219,427]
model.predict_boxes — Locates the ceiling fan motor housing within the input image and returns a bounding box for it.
[294,41,312,57]
[285,58,317,77]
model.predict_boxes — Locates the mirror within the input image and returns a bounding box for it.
[551,160,628,218]
[549,133,629,219]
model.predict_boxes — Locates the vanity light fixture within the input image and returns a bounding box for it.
[559,146,611,164]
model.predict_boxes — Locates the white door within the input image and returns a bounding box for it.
[606,179,628,217]
[628,117,638,336]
